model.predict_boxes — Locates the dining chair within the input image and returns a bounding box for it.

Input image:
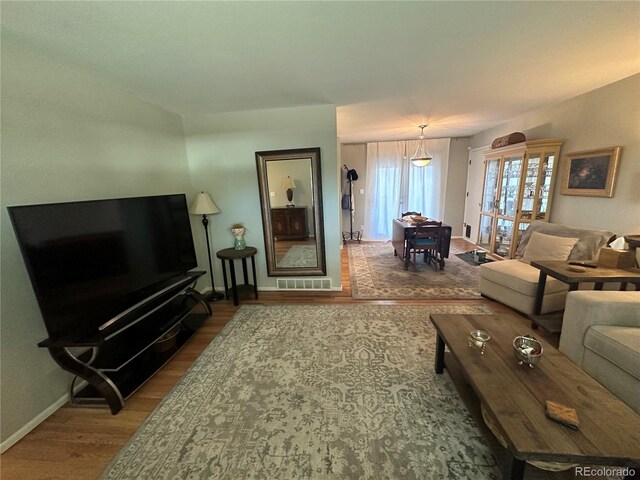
[407,220,443,271]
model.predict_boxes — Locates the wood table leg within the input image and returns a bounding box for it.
[532,271,547,327]
[251,256,258,299]
[228,260,239,306]
[220,259,229,300]
[403,238,411,270]
[533,271,546,315]
[241,257,249,284]
[435,334,445,374]
[503,450,526,480]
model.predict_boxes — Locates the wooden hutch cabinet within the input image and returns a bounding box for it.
[271,207,308,240]
[477,139,563,258]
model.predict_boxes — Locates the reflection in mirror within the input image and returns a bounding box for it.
[256,148,326,276]
[267,160,316,268]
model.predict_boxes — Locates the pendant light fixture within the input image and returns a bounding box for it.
[410,124,433,167]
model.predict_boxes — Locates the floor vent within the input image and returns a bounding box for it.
[276,278,333,291]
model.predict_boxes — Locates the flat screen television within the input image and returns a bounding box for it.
[8,194,198,342]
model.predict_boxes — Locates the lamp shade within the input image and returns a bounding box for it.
[411,157,432,167]
[282,176,296,190]
[410,125,433,167]
[189,192,220,215]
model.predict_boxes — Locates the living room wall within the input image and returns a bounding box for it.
[0,35,193,448]
[468,74,640,237]
[181,105,341,291]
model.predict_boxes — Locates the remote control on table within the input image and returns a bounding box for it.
[568,261,598,268]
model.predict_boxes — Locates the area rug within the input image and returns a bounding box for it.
[102,304,499,479]
[278,245,317,268]
[348,242,481,299]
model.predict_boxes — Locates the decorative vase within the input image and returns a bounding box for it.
[231,227,246,250]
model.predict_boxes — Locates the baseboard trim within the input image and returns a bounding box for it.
[1,392,68,453]
[1,379,89,453]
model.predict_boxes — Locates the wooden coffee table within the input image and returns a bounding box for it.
[430,313,640,480]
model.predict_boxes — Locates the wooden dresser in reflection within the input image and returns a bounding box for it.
[271,207,308,240]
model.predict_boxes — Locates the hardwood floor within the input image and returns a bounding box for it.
[274,238,316,262]
[1,238,557,479]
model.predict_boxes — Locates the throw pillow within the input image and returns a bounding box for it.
[521,232,578,263]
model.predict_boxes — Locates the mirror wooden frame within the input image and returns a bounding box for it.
[255,147,326,276]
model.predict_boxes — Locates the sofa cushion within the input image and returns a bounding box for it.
[479,260,569,296]
[515,221,615,261]
[521,232,578,263]
[584,326,640,381]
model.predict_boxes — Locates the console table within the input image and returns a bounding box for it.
[216,247,258,306]
[271,207,308,240]
[430,313,640,480]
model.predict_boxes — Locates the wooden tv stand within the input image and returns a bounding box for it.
[38,272,211,414]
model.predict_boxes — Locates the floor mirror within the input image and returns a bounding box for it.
[255,147,326,276]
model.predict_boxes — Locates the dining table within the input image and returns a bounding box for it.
[391,218,452,270]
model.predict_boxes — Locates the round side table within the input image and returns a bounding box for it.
[216,247,258,306]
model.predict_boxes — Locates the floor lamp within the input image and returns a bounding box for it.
[189,192,225,302]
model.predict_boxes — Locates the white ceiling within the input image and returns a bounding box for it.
[2,1,639,143]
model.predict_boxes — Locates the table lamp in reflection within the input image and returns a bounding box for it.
[282,176,296,207]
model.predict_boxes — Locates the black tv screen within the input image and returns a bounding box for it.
[8,194,198,342]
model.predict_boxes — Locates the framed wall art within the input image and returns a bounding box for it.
[560,146,621,197]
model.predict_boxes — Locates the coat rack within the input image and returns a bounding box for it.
[342,165,362,244]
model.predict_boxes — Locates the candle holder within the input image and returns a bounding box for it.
[468,330,491,354]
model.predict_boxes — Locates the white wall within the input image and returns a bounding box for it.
[468,74,640,236]
[463,145,491,242]
[0,35,193,447]
[181,105,341,291]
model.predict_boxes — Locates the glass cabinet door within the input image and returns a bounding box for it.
[520,154,540,221]
[481,159,500,213]
[497,155,522,218]
[494,218,515,258]
[478,215,494,251]
[535,153,555,219]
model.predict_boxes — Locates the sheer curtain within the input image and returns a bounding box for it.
[363,141,404,240]
[402,138,451,220]
[363,138,451,240]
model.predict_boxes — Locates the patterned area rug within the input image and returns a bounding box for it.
[278,245,317,268]
[102,304,499,479]
[348,242,481,299]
